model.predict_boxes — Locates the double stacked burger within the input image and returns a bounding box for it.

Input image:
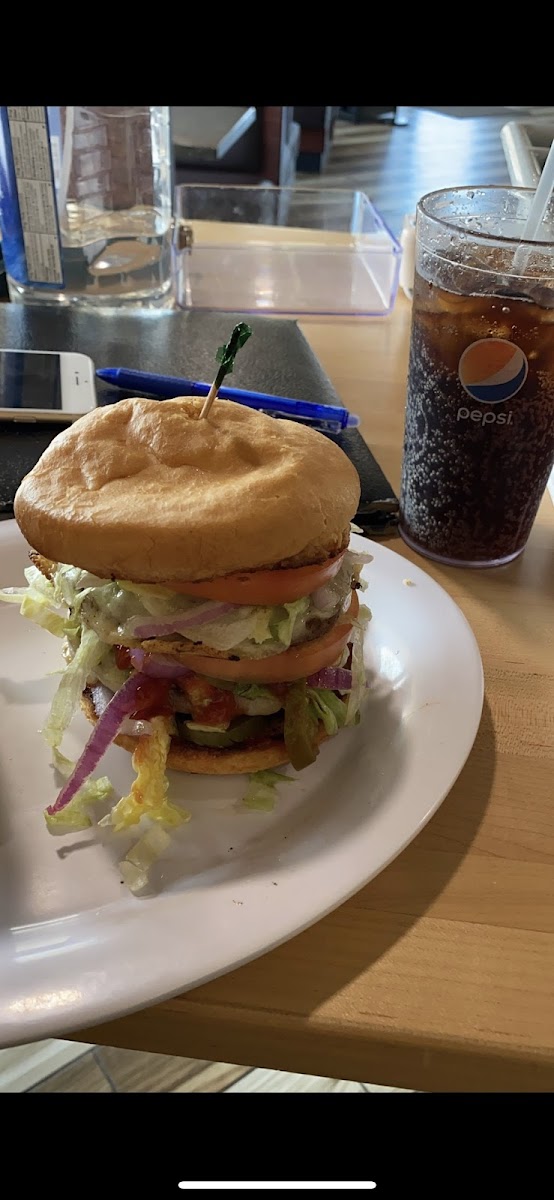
[10,396,370,830]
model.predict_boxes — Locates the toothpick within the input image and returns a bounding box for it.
[199,322,253,419]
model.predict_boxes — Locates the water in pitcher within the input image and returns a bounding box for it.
[1,106,173,308]
[54,204,173,306]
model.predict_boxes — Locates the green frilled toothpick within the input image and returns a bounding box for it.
[199,321,253,419]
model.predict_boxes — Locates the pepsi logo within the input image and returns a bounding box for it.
[458,338,528,404]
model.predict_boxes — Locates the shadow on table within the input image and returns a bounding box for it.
[255,693,495,1015]
[424,531,554,635]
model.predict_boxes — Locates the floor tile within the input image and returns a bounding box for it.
[95,1045,247,1093]
[0,1039,94,1093]
[30,1050,112,1093]
[226,1068,364,1093]
[174,1062,251,1092]
[299,108,514,237]
[362,1082,413,1093]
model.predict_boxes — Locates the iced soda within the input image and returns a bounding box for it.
[399,186,554,567]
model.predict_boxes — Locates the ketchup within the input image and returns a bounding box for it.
[114,645,172,719]
[130,678,173,720]
[114,644,132,671]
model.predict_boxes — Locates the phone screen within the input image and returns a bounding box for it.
[0,351,62,410]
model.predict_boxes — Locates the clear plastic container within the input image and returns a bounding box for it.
[0,106,173,308]
[173,185,401,317]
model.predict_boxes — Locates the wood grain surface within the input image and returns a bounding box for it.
[71,297,554,1091]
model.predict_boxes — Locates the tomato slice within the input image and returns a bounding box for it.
[159,551,346,606]
[176,592,359,683]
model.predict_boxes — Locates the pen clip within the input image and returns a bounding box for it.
[260,409,341,433]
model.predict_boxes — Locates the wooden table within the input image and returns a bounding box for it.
[73,297,554,1092]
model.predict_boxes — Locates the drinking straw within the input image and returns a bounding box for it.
[513,138,554,275]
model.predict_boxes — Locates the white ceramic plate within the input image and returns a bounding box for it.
[0,524,483,1047]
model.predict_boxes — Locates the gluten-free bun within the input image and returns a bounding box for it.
[15,396,360,582]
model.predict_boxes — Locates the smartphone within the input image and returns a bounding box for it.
[0,349,96,421]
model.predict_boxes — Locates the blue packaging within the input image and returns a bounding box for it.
[0,106,64,290]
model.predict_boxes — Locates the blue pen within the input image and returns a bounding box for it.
[96,367,360,431]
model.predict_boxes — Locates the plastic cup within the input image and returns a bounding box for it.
[399,185,554,567]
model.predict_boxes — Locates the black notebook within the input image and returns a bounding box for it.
[0,306,399,533]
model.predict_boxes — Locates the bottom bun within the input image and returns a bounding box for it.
[80,691,328,775]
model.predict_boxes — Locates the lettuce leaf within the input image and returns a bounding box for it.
[242,769,293,811]
[117,579,188,617]
[47,559,358,661]
[307,687,348,737]
[233,682,283,716]
[345,603,371,726]
[250,608,273,645]
[235,683,276,701]
[273,598,310,648]
[119,825,171,894]
[20,592,67,637]
[45,764,113,832]
[94,647,130,694]
[1,565,67,637]
[106,716,190,833]
[52,564,105,608]
[41,627,105,750]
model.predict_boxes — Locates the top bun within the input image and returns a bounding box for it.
[14,396,360,582]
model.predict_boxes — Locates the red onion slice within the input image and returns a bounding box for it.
[131,602,236,639]
[46,673,150,817]
[129,649,193,679]
[307,667,353,691]
[90,683,152,736]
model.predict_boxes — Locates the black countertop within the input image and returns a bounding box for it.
[0,305,329,399]
[0,304,398,530]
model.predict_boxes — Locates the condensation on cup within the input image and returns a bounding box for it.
[399,185,554,567]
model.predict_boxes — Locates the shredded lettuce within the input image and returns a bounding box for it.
[117,580,174,600]
[42,628,105,750]
[0,565,67,637]
[51,747,76,778]
[45,752,113,832]
[94,647,130,694]
[119,825,171,894]
[2,547,372,878]
[232,682,283,716]
[349,548,373,570]
[242,769,293,811]
[117,579,188,617]
[0,561,104,748]
[251,608,274,645]
[235,683,276,701]
[56,564,354,658]
[346,603,371,726]
[272,598,310,647]
[7,555,369,662]
[170,610,269,653]
[52,564,105,606]
[20,591,67,637]
[106,716,190,833]
[307,687,348,737]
